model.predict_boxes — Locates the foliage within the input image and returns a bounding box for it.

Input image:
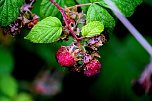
[0,0,24,26]
[1,0,152,101]
[40,0,76,18]
[81,21,104,37]
[26,0,143,42]
[0,74,18,97]
[25,16,62,43]
[0,47,14,74]
[111,0,143,16]
[86,4,115,31]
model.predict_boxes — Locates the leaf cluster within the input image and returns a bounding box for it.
[24,0,142,43]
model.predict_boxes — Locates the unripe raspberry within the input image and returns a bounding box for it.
[56,46,75,67]
[84,59,101,77]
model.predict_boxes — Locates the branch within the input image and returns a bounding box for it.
[49,0,83,41]
[67,2,99,9]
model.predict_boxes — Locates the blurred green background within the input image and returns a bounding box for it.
[0,0,152,101]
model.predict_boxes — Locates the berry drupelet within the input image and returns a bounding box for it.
[56,46,76,67]
[84,59,101,77]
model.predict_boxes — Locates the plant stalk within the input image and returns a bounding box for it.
[50,0,83,41]
[67,2,99,9]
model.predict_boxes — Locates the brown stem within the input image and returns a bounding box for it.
[50,0,83,41]
[67,2,99,9]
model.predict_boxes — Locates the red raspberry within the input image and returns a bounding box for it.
[84,59,101,77]
[56,46,75,67]
[56,46,66,58]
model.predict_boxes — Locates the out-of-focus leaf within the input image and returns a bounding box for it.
[86,4,115,31]
[91,34,150,101]
[0,75,18,97]
[0,96,11,101]
[145,0,152,6]
[16,93,33,101]
[25,16,62,43]
[81,21,104,37]
[0,0,24,26]
[35,44,59,67]
[0,47,14,74]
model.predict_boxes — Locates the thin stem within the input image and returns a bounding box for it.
[49,0,83,41]
[104,0,152,58]
[29,0,35,6]
[67,2,99,9]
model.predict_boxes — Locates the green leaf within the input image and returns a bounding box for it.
[0,97,11,101]
[64,0,76,6]
[0,75,18,97]
[0,47,14,74]
[0,0,24,26]
[90,0,99,2]
[25,16,62,43]
[111,0,143,17]
[0,0,5,7]
[40,0,76,18]
[76,0,90,13]
[16,93,33,101]
[81,21,104,37]
[40,0,61,18]
[86,4,115,31]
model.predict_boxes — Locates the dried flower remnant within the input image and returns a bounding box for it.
[132,60,152,96]
[3,0,39,36]
[3,19,23,36]
[32,70,64,96]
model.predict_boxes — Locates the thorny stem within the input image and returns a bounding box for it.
[67,2,99,9]
[104,0,152,58]
[50,0,83,41]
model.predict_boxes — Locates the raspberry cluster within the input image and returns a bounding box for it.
[55,7,109,77]
[56,34,108,77]
[3,0,39,36]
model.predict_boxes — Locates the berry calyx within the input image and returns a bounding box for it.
[56,46,75,67]
[84,59,101,77]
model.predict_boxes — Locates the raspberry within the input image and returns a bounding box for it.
[56,46,75,67]
[84,59,101,77]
